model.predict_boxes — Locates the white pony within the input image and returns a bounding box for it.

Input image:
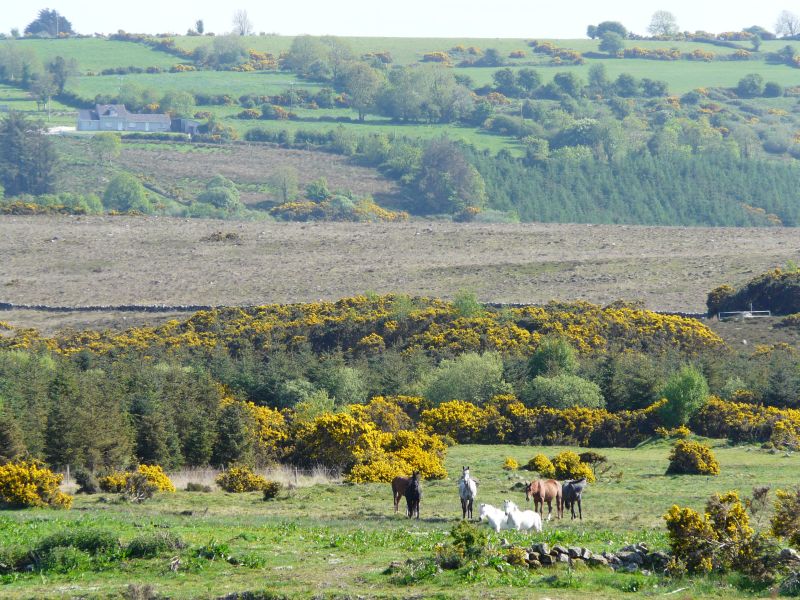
[503,499,543,533]
[478,503,511,532]
[458,466,478,520]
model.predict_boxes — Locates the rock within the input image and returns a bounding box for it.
[580,548,593,560]
[646,551,671,572]
[603,552,621,565]
[500,538,512,548]
[527,559,542,569]
[622,563,639,573]
[539,554,555,566]
[570,557,586,569]
[617,551,644,565]
[531,542,550,556]
[558,553,570,563]
[552,545,568,556]
[588,555,609,567]
[782,548,800,563]
[567,547,581,559]
[528,551,541,561]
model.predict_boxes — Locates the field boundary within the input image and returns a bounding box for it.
[0,300,709,320]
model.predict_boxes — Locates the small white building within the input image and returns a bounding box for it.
[77,104,171,132]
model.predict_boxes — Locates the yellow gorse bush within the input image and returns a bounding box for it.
[502,457,519,470]
[215,466,268,493]
[666,440,720,476]
[527,454,555,478]
[99,465,175,494]
[551,450,595,483]
[0,460,72,509]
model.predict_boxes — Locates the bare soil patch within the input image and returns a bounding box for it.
[1,216,797,332]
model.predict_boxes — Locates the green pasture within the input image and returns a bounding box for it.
[7,38,181,74]
[0,441,797,599]
[66,70,320,100]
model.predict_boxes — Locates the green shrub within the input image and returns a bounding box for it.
[261,480,282,500]
[666,440,720,475]
[522,373,605,409]
[658,366,709,427]
[36,529,119,555]
[126,532,186,558]
[186,482,212,492]
[37,546,92,573]
[528,335,578,378]
[74,469,99,494]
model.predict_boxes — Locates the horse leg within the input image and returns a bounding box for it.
[546,499,552,521]
[461,498,466,519]
[468,499,473,520]
[577,498,582,520]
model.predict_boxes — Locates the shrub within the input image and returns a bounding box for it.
[658,365,709,427]
[74,469,99,494]
[98,471,128,493]
[0,459,72,509]
[215,466,268,492]
[262,480,282,500]
[126,532,186,558]
[551,450,596,482]
[124,472,158,503]
[37,546,91,573]
[185,482,212,492]
[421,352,510,407]
[502,456,519,470]
[527,335,578,378]
[526,454,555,478]
[136,464,175,492]
[666,440,720,475]
[36,529,120,555]
[522,373,605,409]
[771,488,800,548]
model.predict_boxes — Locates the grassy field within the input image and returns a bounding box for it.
[0,441,796,599]
[8,38,182,73]
[0,216,796,333]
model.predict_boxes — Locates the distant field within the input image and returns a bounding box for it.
[66,70,318,99]
[8,38,181,73]
[0,217,795,332]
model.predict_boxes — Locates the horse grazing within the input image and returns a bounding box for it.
[391,476,411,515]
[479,503,510,532]
[525,479,562,520]
[503,499,543,532]
[405,472,422,519]
[562,478,588,520]
[458,466,478,520]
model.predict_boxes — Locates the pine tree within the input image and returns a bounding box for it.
[0,409,26,463]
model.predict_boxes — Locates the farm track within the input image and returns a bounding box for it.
[0,216,797,333]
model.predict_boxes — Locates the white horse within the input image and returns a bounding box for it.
[503,500,543,532]
[458,466,478,520]
[479,503,511,532]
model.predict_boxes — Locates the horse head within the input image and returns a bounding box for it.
[503,499,518,513]
[525,480,538,502]
[461,466,471,480]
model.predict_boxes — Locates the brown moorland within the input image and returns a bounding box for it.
[1,216,797,334]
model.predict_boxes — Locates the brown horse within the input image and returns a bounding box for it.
[525,479,563,520]
[391,475,411,515]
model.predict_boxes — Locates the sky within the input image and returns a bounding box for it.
[0,1,796,38]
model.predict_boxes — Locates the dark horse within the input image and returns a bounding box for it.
[405,472,422,519]
[391,475,411,515]
[525,479,562,520]
[562,478,587,520]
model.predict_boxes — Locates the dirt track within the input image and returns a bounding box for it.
[1,216,797,332]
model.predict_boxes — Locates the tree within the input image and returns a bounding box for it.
[614,73,639,97]
[0,112,57,196]
[586,24,599,39]
[0,409,25,464]
[599,32,625,56]
[30,73,56,114]
[587,63,610,95]
[776,10,800,38]
[197,175,242,212]
[24,9,74,37]
[211,402,254,467]
[232,9,253,36]
[522,373,605,409]
[269,167,299,203]
[517,68,541,94]
[648,10,679,37]
[160,90,195,117]
[763,81,784,97]
[492,67,523,97]
[596,21,628,38]
[90,133,121,165]
[528,336,578,378]
[421,352,510,406]
[103,173,152,213]
[658,365,709,427]
[416,137,486,213]
[341,62,383,121]
[45,56,77,95]
[195,19,205,35]
[737,73,764,97]
[553,72,583,98]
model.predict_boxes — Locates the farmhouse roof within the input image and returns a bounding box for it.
[81,104,171,124]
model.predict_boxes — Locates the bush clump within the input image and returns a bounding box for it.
[215,466,268,493]
[666,440,720,476]
[37,546,92,573]
[502,456,519,470]
[186,482,213,492]
[74,469,99,494]
[771,488,800,548]
[262,480,282,500]
[126,532,186,558]
[525,454,556,478]
[0,459,73,509]
[98,465,175,495]
[551,450,596,483]
[36,529,120,555]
